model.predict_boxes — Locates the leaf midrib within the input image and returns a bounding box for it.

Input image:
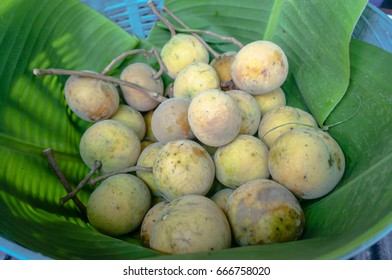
[263,0,283,40]
[0,133,80,160]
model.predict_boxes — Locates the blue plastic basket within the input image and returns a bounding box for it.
[81,0,163,38]
[1,0,392,260]
[353,2,392,53]
[80,1,392,53]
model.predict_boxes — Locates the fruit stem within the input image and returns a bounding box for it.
[147,0,176,37]
[163,6,244,49]
[88,166,153,186]
[151,47,167,80]
[261,122,318,140]
[220,80,236,90]
[43,148,86,216]
[322,95,362,131]
[162,6,221,60]
[100,47,166,80]
[60,160,102,205]
[33,68,168,103]
[101,49,152,75]
[165,82,174,98]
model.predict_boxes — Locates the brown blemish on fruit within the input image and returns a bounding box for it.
[167,125,173,133]
[333,152,343,171]
[261,68,270,79]
[328,153,334,168]
[175,111,191,135]
[272,50,283,68]
[267,205,304,242]
[191,146,207,159]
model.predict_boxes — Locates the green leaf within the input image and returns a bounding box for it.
[0,0,159,260]
[148,0,367,126]
[0,0,391,260]
[302,39,392,238]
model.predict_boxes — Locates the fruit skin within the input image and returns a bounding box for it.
[110,104,146,140]
[136,142,163,197]
[268,127,345,199]
[210,188,234,213]
[258,105,318,148]
[197,141,218,157]
[140,201,169,248]
[173,62,220,99]
[231,40,289,94]
[120,63,164,112]
[160,34,209,79]
[227,90,261,135]
[64,75,119,122]
[87,174,151,236]
[149,195,231,254]
[79,119,141,174]
[188,89,242,147]
[151,98,194,144]
[143,109,158,142]
[153,139,215,201]
[210,51,237,85]
[254,87,286,117]
[214,134,270,188]
[140,139,155,151]
[225,179,305,246]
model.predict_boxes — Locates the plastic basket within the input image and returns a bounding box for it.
[80,1,392,53]
[353,2,392,53]
[1,0,392,260]
[81,0,163,38]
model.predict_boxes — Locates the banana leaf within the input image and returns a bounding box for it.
[0,0,391,260]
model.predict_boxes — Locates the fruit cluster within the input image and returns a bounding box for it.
[35,2,345,255]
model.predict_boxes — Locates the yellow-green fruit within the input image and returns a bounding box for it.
[140,201,169,248]
[227,90,261,135]
[151,196,167,206]
[210,188,234,213]
[188,89,242,147]
[153,139,215,201]
[197,141,218,157]
[136,142,163,197]
[64,75,119,122]
[268,127,345,199]
[258,105,318,148]
[110,104,146,140]
[87,174,151,236]
[254,87,286,117]
[231,40,289,94]
[150,195,232,254]
[214,135,270,188]
[226,179,305,246]
[161,34,209,79]
[210,51,237,84]
[143,110,158,142]
[120,63,164,112]
[173,62,220,99]
[140,140,155,151]
[79,120,141,174]
[151,98,194,144]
